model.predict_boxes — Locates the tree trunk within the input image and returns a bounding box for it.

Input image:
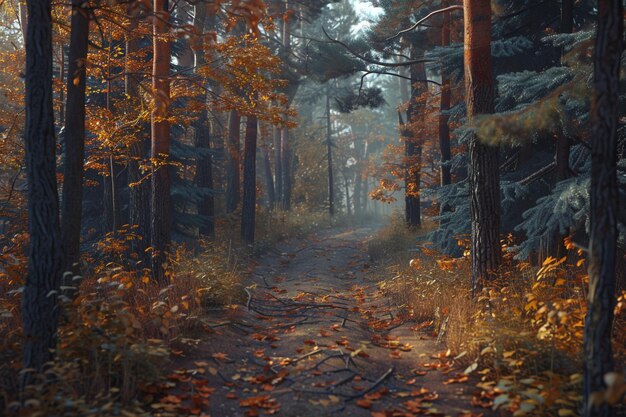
[262,143,276,208]
[193,3,215,237]
[226,109,241,213]
[60,0,89,276]
[58,44,65,126]
[405,45,425,228]
[353,166,362,217]
[22,0,64,379]
[280,1,293,211]
[464,0,501,291]
[126,7,150,255]
[150,0,172,283]
[439,9,452,187]
[555,0,574,182]
[281,127,292,210]
[343,171,351,216]
[326,88,334,217]
[241,115,258,243]
[583,1,622,415]
[274,125,283,205]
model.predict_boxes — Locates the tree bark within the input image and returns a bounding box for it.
[262,142,276,208]
[274,125,283,204]
[60,0,89,276]
[464,0,501,291]
[584,1,622,415]
[226,109,241,213]
[439,9,452,188]
[150,0,172,283]
[405,45,426,228]
[326,87,334,217]
[193,2,215,237]
[555,0,575,182]
[22,0,64,379]
[279,2,294,211]
[280,126,292,210]
[241,115,258,243]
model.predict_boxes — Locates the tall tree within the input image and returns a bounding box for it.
[583,0,623,415]
[226,109,241,213]
[126,5,150,255]
[193,3,215,237]
[22,0,64,377]
[280,1,293,210]
[61,0,89,275]
[273,124,283,204]
[150,0,172,283]
[326,85,334,216]
[241,114,258,243]
[464,0,501,290]
[555,0,574,182]
[439,8,452,188]
[404,44,426,228]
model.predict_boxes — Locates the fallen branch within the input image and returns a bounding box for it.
[346,367,394,399]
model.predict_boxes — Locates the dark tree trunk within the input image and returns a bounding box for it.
[262,144,276,208]
[279,4,293,211]
[150,0,172,283]
[22,0,64,378]
[274,125,283,204]
[241,115,258,243]
[439,9,452,188]
[555,0,575,182]
[465,0,501,291]
[281,127,292,210]
[126,8,150,255]
[103,156,121,232]
[404,46,426,228]
[326,88,334,216]
[226,110,241,213]
[583,1,623,415]
[560,0,574,34]
[401,110,420,227]
[193,3,215,237]
[60,0,89,276]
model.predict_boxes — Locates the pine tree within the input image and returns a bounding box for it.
[22,0,64,378]
[584,1,623,415]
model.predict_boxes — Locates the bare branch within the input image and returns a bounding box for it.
[322,27,433,68]
[386,5,464,42]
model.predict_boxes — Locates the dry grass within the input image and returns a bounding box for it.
[367,219,626,416]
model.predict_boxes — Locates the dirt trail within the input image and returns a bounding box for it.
[170,227,493,417]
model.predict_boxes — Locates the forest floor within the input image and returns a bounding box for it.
[163,227,494,417]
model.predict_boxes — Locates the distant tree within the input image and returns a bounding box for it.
[226,109,241,214]
[583,0,623,415]
[22,0,64,377]
[126,4,151,255]
[150,0,172,283]
[193,3,215,237]
[241,113,258,242]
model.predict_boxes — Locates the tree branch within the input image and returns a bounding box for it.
[386,5,464,42]
[322,27,433,68]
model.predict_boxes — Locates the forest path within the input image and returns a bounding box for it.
[169,227,492,417]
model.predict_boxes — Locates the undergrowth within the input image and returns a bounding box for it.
[368,217,626,417]
[0,224,245,416]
